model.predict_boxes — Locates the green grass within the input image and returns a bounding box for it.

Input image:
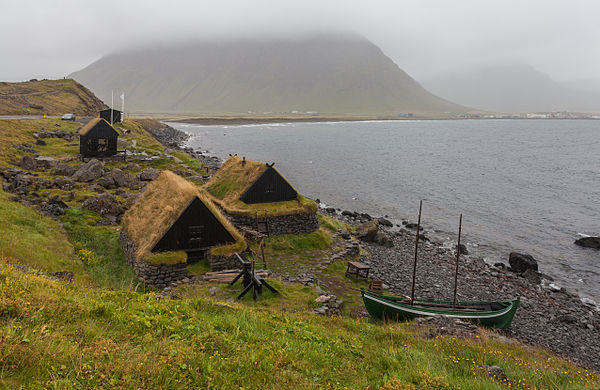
[266,228,333,252]
[1,262,598,389]
[146,251,187,266]
[61,208,140,290]
[0,188,92,287]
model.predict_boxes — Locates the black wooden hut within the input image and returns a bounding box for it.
[121,171,245,263]
[99,108,122,123]
[78,118,119,158]
[240,164,298,204]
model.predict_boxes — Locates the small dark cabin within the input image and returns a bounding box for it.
[78,118,119,158]
[240,164,298,204]
[99,108,122,123]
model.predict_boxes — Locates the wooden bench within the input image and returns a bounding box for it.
[345,261,371,280]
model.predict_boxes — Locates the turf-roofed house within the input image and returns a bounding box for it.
[78,118,120,159]
[120,170,246,288]
[204,156,319,236]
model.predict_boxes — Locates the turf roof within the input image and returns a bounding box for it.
[203,156,317,217]
[121,170,245,262]
[78,118,119,136]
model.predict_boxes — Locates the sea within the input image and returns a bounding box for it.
[168,119,600,303]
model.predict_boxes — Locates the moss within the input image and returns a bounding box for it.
[145,251,187,266]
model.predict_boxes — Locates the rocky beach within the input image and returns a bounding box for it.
[159,121,600,373]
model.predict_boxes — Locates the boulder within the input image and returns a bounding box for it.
[404,222,423,231]
[72,159,104,182]
[375,231,394,247]
[124,162,141,171]
[20,155,37,170]
[354,219,379,242]
[81,193,124,224]
[458,243,469,255]
[378,217,393,227]
[97,168,135,189]
[341,210,357,218]
[521,268,542,284]
[138,168,160,181]
[34,156,59,169]
[508,252,538,273]
[574,236,600,249]
[54,177,75,190]
[53,163,75,176]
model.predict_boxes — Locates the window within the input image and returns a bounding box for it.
[265,183,275,194]
[189,225,205,244]
[97,138,108,152]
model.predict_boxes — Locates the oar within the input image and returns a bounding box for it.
[410,200,423,305]
[452,213,463,308]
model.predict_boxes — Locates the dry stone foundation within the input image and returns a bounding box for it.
[120,229,188,289]
[226,212,319,236]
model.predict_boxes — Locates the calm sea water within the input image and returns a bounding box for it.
[169,119,600,302]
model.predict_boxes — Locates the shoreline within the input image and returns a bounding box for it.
[160,121,600,372]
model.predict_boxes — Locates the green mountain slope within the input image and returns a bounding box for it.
[70,35,464,115]
[0,79,107,115]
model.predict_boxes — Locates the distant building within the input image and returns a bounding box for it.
[99,108,122,123]
[78,118,119,158]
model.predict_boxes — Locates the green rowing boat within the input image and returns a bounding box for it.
[361,289,520,329]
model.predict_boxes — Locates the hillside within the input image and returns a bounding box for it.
[0,78,107,116]
[0,118,598,388]
[70,35,466,115]
[423,64,600,113]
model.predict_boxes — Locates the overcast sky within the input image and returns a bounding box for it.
[1,0,599,83]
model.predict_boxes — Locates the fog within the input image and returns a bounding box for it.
[1,0,599,83]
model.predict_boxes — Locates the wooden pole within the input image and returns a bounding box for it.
[410,200,423,305]
[452,213,463,308]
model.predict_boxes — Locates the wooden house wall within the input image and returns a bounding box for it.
[152,197,236,253]
[240,167,298,204]
[80,121,119,157]
[99,109,122,123]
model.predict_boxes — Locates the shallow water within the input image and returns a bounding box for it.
[170,119,600,302]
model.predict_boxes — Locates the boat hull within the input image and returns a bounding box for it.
[361,290,519,329]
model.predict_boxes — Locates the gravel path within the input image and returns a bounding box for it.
[361,228,600,372]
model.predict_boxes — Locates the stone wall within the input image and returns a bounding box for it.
[120,229,188,289]
[227,211,319,236]
[205,252,244,272]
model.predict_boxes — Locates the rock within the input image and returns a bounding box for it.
[209,286,220,296]
[40,201,66,217]
[360,213,372,220]
[97,168,135,189]
[355,219,379,242]
[35,139,46,146]
[375,231,394,248]
[138,168,160,181]
[458,243,469,255]
[72,159,104,182]
[508,252,538,273]
[315,295,332,303]
[124,162,141,171]
[53,163,75,176]
[493,262,506,269]
[575,237,600,249]
[48,195,68,209]
[325,207,336,214]
[341,210,357,218]
[20,155,37,170]
[54,177,75,190]
[34,156,59,169]
[378,217,393,227]
[558,314,578,324]
[485,365,507,381]
[404,222,423,231]
[520,268,542,285]
[51,270,74,282]
[81,193,124,224]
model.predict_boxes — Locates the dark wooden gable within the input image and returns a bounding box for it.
[240,166,298,204]
[152,196,236,253]
[99,108,122,123]
[79,119,119,158]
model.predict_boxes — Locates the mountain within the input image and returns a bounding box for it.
[0,78,107,115]
[423,64,600,113]
[69,35,464,115]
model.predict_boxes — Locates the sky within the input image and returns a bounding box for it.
[1,0,599,83]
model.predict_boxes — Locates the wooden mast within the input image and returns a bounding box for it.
[452,213,463,308]
[410,200,423,305]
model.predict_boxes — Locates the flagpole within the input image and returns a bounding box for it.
[121,93,125,121]
[111,90,114,125]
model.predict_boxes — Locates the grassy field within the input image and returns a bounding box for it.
[0,117,598,388]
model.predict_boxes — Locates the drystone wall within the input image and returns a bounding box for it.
[205,252,243,272]
[120,229,188,288]
[227,211,319,236]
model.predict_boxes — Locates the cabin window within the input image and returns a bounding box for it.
[189,225,205,244]
[97,138,108,152]
[265,183,275,194]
